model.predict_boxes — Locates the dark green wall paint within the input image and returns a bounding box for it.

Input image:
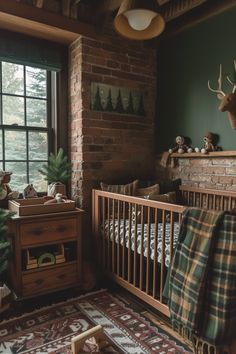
[157,7,236,151]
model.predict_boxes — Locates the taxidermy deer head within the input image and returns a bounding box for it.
[208,61,236,129]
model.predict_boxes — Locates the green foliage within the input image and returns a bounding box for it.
[0,209,14,281]
[93,86,103,111]
[105,89,114,111]
[126,91,134,114]
[115,89,124,113]
[38,148,72,184]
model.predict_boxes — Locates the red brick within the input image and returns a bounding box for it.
[69,30,156,210]
[107,60,120,69]
[92,66,111,76]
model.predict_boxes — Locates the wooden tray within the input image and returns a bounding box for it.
[8,198,76,216]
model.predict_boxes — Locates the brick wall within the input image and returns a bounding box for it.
[156,155,236,190]
[69,30,157,212]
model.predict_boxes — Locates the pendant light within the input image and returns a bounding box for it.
[114,0,165,40]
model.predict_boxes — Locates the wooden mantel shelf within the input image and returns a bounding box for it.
[170,151,236,158]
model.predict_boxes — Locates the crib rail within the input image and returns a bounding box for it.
[180,185,236,210]
[92,189,184,316]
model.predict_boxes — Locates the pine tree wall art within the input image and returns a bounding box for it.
[91,83,145,116]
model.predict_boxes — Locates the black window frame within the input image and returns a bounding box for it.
[0,61,54,193]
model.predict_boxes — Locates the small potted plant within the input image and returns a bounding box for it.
[39,148,72,196]
[0,208,14,313]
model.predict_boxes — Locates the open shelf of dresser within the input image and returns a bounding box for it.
[8,208,83,299]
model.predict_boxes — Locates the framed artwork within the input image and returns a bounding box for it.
[91,83,145,116]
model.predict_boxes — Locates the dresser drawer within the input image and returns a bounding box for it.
[22,263,78,296]
[20,217,77,246]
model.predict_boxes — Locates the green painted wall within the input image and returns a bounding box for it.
[156,6,236,152]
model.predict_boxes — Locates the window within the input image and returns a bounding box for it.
[0,61,53,193]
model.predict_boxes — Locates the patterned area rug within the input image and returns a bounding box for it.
[0,289,191,353]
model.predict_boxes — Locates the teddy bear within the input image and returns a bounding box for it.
[168,135,193,154]
[0,171,19,201]
[200,132,221,154]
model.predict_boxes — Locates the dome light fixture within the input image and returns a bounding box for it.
[114,0,165,40]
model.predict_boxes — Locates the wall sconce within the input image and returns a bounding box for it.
[114,0,165,40]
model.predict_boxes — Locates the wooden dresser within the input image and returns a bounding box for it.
[8,209,83,299]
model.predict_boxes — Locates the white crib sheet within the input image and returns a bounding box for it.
[103,220,180,267]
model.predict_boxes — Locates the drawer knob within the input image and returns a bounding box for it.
[35,278,44,285]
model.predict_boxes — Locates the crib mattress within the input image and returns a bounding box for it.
[103,220,180,267]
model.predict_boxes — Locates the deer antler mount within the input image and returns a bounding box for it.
[208,61,236,130]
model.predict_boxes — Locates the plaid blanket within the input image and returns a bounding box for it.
[168,207,236,346]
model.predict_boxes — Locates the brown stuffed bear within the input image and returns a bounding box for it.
[201,132,221,154]
[169,136,193,154]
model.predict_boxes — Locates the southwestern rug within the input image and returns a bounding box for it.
[0,289,191,353]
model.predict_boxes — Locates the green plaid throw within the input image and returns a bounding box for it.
[168,207,236,346]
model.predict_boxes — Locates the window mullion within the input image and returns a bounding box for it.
[0,62,3,170]
[0,61,2,126]
[24,66,29,184]
[2,129,5,171]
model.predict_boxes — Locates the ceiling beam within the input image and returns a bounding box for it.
[70,2,78,19]
[62,0,71,17]
[162,0,207,22]
[0,0,97,44]
[97,0,122,14]
[163,0,236,38]
[33,0,44,8]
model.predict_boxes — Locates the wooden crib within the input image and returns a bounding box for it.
[92,185,236,317]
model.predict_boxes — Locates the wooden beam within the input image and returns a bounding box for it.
[33,0,44,8]
[97,0,122,14]
[163,0,236,38]
[62,0,71,17]
[162,0,207,22]
[70,2,78,19]
[0,0,97,44]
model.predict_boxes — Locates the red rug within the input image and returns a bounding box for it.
[0,290,191,353]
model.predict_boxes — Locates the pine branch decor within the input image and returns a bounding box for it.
[38,148,72,184]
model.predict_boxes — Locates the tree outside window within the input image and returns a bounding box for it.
[0,61,52,193]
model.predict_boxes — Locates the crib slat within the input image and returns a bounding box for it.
[117,201,120,276]
[187,191,190,205]
[102,197,105,269]
[122,201,126,279]
[193,192,196,206]
[133,204,138,287]
[178,213,182,225]
[206,194,209,209]
[112,199,115,273]
[128,202,132,283]
[229,196,232,210]
[200,193,203,208]
[139,205,144,291]
[152,208,158,298]
[160,210,166,303]
[213,194,216,210]
[107,199,110,271]
[146,207,151,294]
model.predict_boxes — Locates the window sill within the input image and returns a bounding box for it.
[170,151,236,158]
